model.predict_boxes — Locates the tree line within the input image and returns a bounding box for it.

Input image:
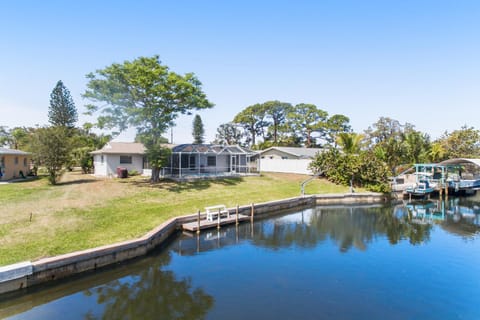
[2,55,479,188]
[310,118,480,192]
[213,100,480,192]
[214,101,351,149]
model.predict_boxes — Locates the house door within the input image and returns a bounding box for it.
[231,155,237,173]
[189,155,196,170]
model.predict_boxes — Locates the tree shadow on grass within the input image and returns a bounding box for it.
[126,177,243,193]
[56,179,97,186]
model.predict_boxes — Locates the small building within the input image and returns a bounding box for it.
[91,142,150,177]
[0,147,31,180]
[91,142,257,179]
[258,147,323,175]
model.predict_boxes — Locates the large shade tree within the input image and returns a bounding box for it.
[287,103,328,147]
[436,126,480,159]
[83,55,213,182]
[233,104,268,147]
[262,100,292,145]
[326,114,352,147]
[214,122,244,145]
[364,117,407,175]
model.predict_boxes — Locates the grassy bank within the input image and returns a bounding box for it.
[0,171,352,266]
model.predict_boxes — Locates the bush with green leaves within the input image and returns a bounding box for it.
[309,149,390,193]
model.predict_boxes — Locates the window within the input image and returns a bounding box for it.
[101,155,104,164]
[23,157,27,166]
[207,156,216,166]
[120,155,132,164]
[0,157,4,167]
[15,157,18,164]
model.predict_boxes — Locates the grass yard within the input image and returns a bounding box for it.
[0,171,353,266]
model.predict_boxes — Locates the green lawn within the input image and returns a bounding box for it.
[0,172,352,266]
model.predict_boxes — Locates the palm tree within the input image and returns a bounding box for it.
[429,142,446,162]
[336,132,364,155]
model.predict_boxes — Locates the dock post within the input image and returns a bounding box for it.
[196,233,200,253]
[236,205,239,225]
[197,210,201,234]
[217,208,221,229]
[250,203,255,223]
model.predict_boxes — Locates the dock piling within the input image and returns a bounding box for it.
[236,205,239,225]
[250,203,255,223]
[197,210,201,234]
[217,208,221,229]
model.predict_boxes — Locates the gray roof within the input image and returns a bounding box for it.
[90,142,254,156]
[259,147,322,159]
[172,144,255,155]
[439,158,480,167]
[0,147,31,155]
[90,142,147,155]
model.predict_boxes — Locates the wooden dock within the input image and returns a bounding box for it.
[182,214,250,232]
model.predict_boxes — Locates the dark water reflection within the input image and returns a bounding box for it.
[2,196,480,320]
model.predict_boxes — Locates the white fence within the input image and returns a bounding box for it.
[259,159,313,175]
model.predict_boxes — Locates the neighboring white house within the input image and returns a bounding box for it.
[91,142,257,178]
[91,142,149,177]
[258,147,323,175]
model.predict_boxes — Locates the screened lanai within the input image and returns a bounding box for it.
[161,144,258,179]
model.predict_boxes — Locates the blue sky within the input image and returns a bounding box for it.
[1,0,479,143]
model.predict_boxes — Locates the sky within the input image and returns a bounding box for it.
[1,0,479,144]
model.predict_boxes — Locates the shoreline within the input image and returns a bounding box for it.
[0,192,386,295]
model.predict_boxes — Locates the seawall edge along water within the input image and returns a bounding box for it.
[0,192,386,295]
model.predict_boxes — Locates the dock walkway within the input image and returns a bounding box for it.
[182,214,250,232]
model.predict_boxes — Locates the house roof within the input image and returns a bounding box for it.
[0,147,31,156]
[90,142,254,156]
[90,142,147,155]
[259,147,322,159]
[172,144,256,155]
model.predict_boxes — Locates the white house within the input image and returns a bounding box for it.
[91,142,257,179]
[167,144,257,178]
[258,147,322,175]
[91,142,149,177]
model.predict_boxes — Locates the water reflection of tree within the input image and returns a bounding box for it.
[83,252,214,320]
[251,206,432,252]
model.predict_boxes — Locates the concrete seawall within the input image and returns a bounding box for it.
[0,192,386,295]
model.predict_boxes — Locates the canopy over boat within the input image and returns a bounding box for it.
[439,158,480,167]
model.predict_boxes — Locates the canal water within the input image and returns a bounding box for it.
[1,196,480,320]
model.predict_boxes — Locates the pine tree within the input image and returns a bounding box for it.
[192,114,205,144]
[49,80,78,128]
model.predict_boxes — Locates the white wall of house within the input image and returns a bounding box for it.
[259,158,313,175]
[93,154,144,177]
[93,155,107,176]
